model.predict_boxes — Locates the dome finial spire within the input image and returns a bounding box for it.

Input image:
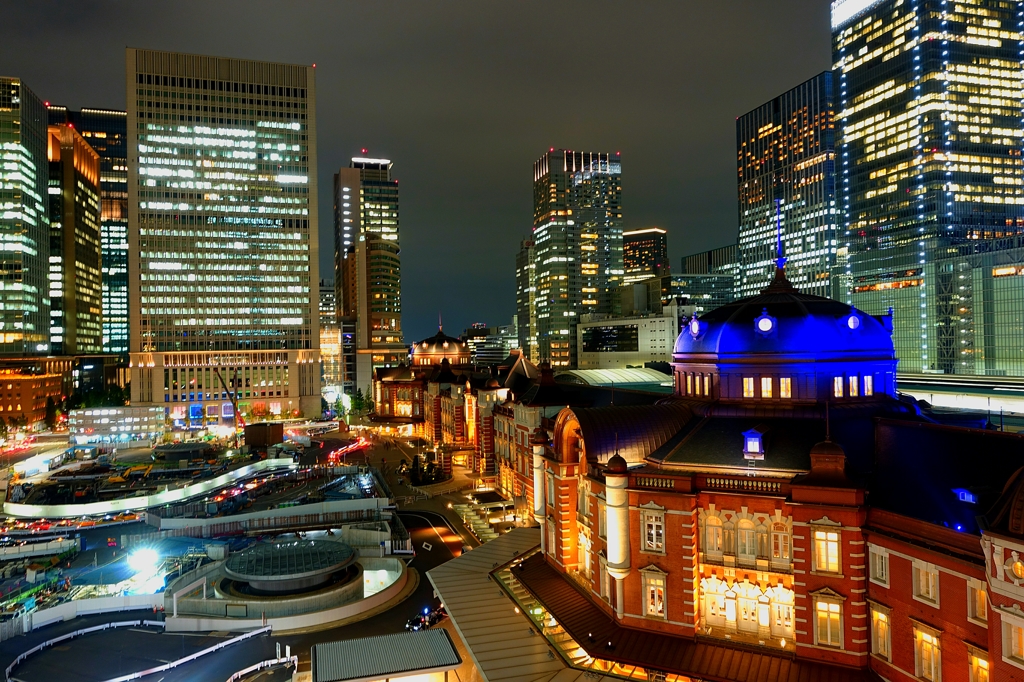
[761,199,798,294]
[774,198,787,271]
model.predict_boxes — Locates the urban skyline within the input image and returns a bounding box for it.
[4,5,1024,682]
[1,1,835,341]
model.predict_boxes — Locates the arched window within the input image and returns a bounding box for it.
[705,516,723,557]
[771,522,791,569]
[737,519,756,564]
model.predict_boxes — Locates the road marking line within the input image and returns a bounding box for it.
[421,542,433,551]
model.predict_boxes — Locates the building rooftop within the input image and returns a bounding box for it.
[555,367,673,391]
[427,528,623,681]
[313,629,461,682]
[513,551,876,682]
[225,539,356,581]
[569,402,693,465]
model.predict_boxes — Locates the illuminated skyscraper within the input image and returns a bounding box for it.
[47,124,103,355]
[832,0,1024,375]
[532,149,623,367]
[126,49,321,423]
[48,106,129,357]
[737,71,838,298]
[515,236,537,359]
[334,157,405,392]
[0,77,49,355]
[319,279,342,396]
[622,227,670,284]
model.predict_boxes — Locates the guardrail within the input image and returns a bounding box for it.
[95,625,271,682]
[4,618,157,681]
[7,620,273,682]
[226,655,297,682]
[4,459,297,518]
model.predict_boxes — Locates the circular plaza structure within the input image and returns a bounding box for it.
[224,539,358,594]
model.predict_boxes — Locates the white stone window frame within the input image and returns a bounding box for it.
[1000,606,1024,672]
[811,525,842,576]
[812,588,845,650]
[703,514,724,560]
[868,545,889,588]
[966,576,988,627]
[736,518,757,565]
[597,496,607,540]
[912,559,941,608]
[913,620,943,682]
[597,552,609,601]
[641,506,666,556]
[966,643,989,682]
[868,600,892,662]
[641,565,668,620]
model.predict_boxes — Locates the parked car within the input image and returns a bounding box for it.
[405,605,447,631]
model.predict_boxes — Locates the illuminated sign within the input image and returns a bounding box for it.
[830,0,885,28]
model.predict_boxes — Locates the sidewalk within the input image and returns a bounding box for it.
[369,440,487,550]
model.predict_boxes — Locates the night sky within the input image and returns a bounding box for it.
[2,1,831,342]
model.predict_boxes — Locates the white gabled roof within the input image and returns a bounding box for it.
[313,629,460,682]
[427,528,618,682]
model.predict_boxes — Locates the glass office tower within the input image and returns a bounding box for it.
[48,106,129,357]
[47,124,103,355]
[0,78,49,355]
[832,0,1024,375]
[334,157,405,392]
[515,236,538,360]
[737,71,838,298]
[532,150,623,367]
[126,49,321,423]
[623,227,669,284]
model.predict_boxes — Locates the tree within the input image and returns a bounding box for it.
[0,416,8,441]
[44,397,58,430]
[320,397,329,416]
[352,389,365,414]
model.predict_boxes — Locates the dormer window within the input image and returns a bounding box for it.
[864,374,874,396]
[743,426,767,460]
[780,377,792,398]
[953,488,977,504]
[833,376,844,398]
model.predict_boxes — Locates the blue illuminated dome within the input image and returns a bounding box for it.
[672,267,898,402]
[676,276,893,360]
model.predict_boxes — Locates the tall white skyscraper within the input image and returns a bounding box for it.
[126,49,321,424]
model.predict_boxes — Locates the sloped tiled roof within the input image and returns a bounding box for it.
[572,402,692,465]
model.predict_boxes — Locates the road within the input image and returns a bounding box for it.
[4,432,468,681]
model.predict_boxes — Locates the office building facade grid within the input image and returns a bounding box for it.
[833,0,1024,375]
[0,78,49,355]
[623,227,669,284]
[48,107,129,357]
[126,49,321,422]
[532,150,623,368]
[335,158,405,393]
[515,237,538,360]
[47,124,103,355]
[737,71,838,299]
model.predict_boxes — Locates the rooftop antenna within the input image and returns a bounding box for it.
[614,432,619,457]
[438,312,442,332]
[775,198,787,270]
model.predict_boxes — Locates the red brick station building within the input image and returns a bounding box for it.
[436,265,1024,682]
